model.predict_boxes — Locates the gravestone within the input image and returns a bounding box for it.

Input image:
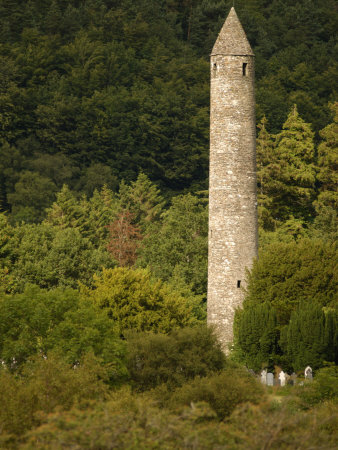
[274,366,282,386]
[261,369,267,385]
[267,372,274,386]
[305,366,313,380]
[290,372,297,385]
[279,370,286,387]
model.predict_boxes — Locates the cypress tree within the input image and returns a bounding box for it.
[284,302,337,371]
[323,308,338,365]
[234,302,279,371]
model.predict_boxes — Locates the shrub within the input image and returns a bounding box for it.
[21,393,224,450]
[16,380,338,450]
[126,326,226,391]
[0,352,109,441]
[168,368,265,420]
[224,401,338,449]
[295,366,338,408]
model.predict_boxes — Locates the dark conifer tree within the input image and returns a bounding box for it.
[234,302,279,371]
[284,302,337,371]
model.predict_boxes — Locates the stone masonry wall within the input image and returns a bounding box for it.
[207,52,258,351]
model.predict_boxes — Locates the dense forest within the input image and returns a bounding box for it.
[0,0,337,447]
[0,0,337,211]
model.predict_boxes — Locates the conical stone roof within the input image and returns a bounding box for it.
[211,7,254,56]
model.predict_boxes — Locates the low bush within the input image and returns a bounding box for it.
[21,393,224,450]
[126,326,226,391]
[0,352,109,443]
[295,366,338,408]
[225,401,338,449]
[21,387,338,449]
[168,368,265,420]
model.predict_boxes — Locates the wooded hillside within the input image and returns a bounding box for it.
[0,2,337,447]
[0,0,337,219]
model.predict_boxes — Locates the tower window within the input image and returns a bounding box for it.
[213,63,217,70]
[237,280,241,288]
[242,63,247,76]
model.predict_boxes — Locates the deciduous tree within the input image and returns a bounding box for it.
[106,210,143,267]
[83,267,202,334]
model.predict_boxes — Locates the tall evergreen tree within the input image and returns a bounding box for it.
[234,302,280,371]
[316,104,338,204]
[256,116,276,230]
[284,302,337,371]
[45,185,84,230]
[313,102,338,237]
[119,173,165,231]
[45,185,120,246]
[44,0,62,35]
[270,105,316,222]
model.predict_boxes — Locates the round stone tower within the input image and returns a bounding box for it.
[207,7,258,351]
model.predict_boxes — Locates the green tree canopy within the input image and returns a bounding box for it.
[82,267,203,334]
[138,193,208,296]
[119,173,165,232]
[234,237,337,370]
[282,303,337,371]
[1,222,113,291]
[312,102,338,238]
[0,0,336,220]
[8,171,57,223]
[243,238,337,325]
[234,302,280,371]
[126,326,225,391]
[45,184,120,246]
[258,106,316,224]
[256,116,277,230]
[0,285,126,380]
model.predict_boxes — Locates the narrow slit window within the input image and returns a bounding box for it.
[237,280,241,288]
[242,63,247,76]
[213,63,217,70]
